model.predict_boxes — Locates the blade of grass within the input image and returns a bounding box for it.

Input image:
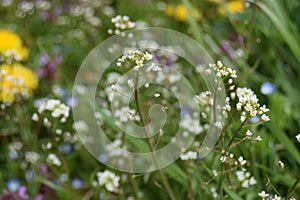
[256,0,300,72]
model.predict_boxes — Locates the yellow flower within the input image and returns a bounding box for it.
[0,29,29,61]
[165,3,200,22]
[218,1,245,15]
[0,63,38,104]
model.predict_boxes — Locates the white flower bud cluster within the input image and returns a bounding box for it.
[117,49,153,71]
[219,152,248,167]
[114,106,140,125]
[96,170,120,192]
[105,139,126,157]
[236,87,270,122]
[69,1,103,28]
[108,15,135,36]
[235,170,257,188]
[25,151,40,163]
[34,98,70,125]
[16,1,35,18]
[209,61,237,78]
[47,153,62,166]
[35,0,51,10]
[194,91,214,106]
[180,113,203,135]
[180,151,198,160]
[295,134,300,143]
[258,191,282,199]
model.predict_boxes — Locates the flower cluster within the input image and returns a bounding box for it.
[235,170,257,188]
[0,63,38,105]
[108,15,135,35]
[258,191,283,200]
[0,30,38,106]
[117,49,153,71]
[46,153,62,166]
[69,0,103,27]
[164,3,200,22]
[208,61,237,78]
[33,98,70,126]
[96,170,120,192]
[236,87,270,122]
[218,0,246,16]
[0,29,29,62]
[180,151,198,161]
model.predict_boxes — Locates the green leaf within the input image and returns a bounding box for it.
[35,177,70,198]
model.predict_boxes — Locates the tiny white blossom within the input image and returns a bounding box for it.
[47,153,61,166]
[258,191,269,198]
[295,134,300,143]
[255,136,262,142]
[261,114,270,122]
[31,113,39,121]
[278,160,284,168]
[97,170,120,192]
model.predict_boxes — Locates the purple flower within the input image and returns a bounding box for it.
[39,7,62,21]
[260,82,276,95]
[34,194,44,200]
[18,186,27,199]
[0,190,17,200]
[40,164,49,175]
[220,41,234,59]
[37,53,62,79]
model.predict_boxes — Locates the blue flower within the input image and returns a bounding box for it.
[59,143,73,154]
[249,116,260,123]
[9,150,18,160]
[260,82,276,95]
[7,179,21,192]
[71,177,84,189]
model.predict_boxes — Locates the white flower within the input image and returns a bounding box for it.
[180,151,198,160]
[97,170,120,192]
[238,156,247,165]
[36,98,70,124]
[31,113,39,121]
[154,93,160,98]
[236,170,256,188]
[25,151,40,163]
[249,176,257,185]
[278,160,284,168]
[255,136,262,142]
[261,114,270,122]
[73,121,89,133]
[295,134,300,143]
[258,191,269,198]
[180,114,203,135]
[47,153,61,166]
[220,155,227,163]
[246,130,252,138]
[214,121,223,129]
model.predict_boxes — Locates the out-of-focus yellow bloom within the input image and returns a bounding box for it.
[0,29,29,61]
[0,63,38,104]
[165,3,200,22]
[218,1,245,15]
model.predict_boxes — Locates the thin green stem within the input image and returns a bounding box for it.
[134,72,176,200]
[225,118,248,150]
